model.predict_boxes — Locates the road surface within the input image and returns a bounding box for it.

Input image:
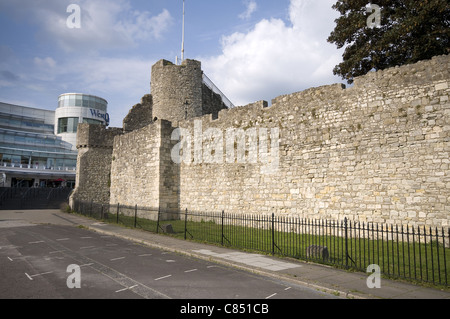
[0,213,340,300]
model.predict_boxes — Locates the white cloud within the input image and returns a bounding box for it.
[239,0,258,20]
[1,0,173,52]
[202,0,344,107]
[116,9,172,41]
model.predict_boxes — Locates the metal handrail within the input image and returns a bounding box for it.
[202,73,235,109]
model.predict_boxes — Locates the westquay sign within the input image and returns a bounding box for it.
[90,109,110,125]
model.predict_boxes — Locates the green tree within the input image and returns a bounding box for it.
[328,0,450,83]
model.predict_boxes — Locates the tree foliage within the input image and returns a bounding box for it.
[328,0,450,83]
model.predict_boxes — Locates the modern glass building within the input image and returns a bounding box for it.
[0,93,109,188]
[56,93,109,150]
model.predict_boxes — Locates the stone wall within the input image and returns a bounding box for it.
[173,55,449,227]
[109,119,179,213]
[123,94,153,132]
[69,124,123,205]
[75,54,449,228]
[202,83,228,120]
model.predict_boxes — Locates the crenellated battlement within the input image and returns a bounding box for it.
[76,123,123,149]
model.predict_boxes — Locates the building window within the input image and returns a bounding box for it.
[58,118,67,133]
[83,118,103,125]
[58,117,79,133]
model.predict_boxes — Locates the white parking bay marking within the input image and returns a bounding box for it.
[115,285,138,293]
[28,241,44,244]
[184,269,198,273]
[25,271,54,280]
[154,275,172,281]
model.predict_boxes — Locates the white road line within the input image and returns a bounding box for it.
[115,285,138,293]
[81,237,93,239]
[110,257,125,261]
[154,275,172,281]
[7,257,13,262]
[33,271,53,277]
[0,245,20,249]
[25,271,54,280]
[44,256,64,261]
[80,263,94,267]
[49,250,65,254]
[115,287,128,293]
[79,246,96,250]
[265,293,277,299]
[138,254,152,257]
[184,269,198,273]
[56,238,70,241]
[28,241,44,244]
[284,287,291,291]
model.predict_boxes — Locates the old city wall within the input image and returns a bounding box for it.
[76,55,449,228]
[109,119,179,214]
[69,123,123,205]
[123,94,153,132]
[174,55,449,227]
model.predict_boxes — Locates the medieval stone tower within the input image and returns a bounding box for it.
[151,59,227,124]
[151,59,203,123]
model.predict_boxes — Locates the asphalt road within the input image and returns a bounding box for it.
[0,219,340,300]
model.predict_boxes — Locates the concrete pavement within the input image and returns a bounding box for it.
[1,209,449,299]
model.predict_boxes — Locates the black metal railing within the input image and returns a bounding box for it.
[71,200,449,287]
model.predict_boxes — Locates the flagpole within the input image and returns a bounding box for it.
[181,0,185,62]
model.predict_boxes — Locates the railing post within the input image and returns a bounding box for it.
[184,208,188,240]
[271,213,275,256]
[156,207,161,233]
[344,217,349,269]
[221,210,224,246]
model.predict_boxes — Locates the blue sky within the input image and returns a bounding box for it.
[0,0,344,127]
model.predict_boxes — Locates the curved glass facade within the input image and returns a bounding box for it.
[55,93,109,149]
[58,93,107,112]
